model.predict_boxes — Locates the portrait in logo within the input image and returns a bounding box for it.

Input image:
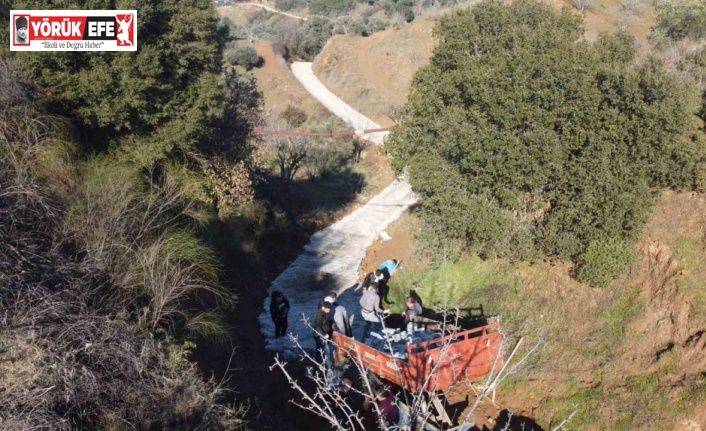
[115,13,134,46]
[14,15,29,45]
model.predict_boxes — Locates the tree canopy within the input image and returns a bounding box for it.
[386,0,706,269]
[2,0,254,165]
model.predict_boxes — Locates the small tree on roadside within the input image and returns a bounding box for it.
[269,135,311,183]
[282,105,308,127]
[226,44,261,70]
[352,136,370,164]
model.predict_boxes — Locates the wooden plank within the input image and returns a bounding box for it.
[430,393,453,426]
[398,400,441,431]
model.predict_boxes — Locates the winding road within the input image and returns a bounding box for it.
[258,62,418,353]
[243,2,308,21]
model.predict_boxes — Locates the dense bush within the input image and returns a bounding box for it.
[302,17,334,58]
[575,238,635,287]
[309,0,354,16]
[653,0,706,42]
[282,105,308,127]
[227,44,261,70]
[386,0,705,266]
[383,0,415,22]
[335,14,388,36]
[2,0,251,165]
[275,0,308,11]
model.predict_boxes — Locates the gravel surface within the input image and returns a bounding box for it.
[258,62,418,354]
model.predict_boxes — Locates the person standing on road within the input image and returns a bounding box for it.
[325,292,352,337]
[269,290,290,339]
[359,283,388,341]
[313,301,334,370]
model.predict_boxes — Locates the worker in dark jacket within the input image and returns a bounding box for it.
[313,301,333,370]
[361,269,384,291]
[403,296,423,335]
[269,291,290,338]
[325,292,352,337]
[374,385,399,429]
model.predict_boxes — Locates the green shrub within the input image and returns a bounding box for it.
[382,0,415,22]
[281,105,308,127]
[5,0,234,162]
[304,138,353,179]
[310,0,354,16]
[653,0,706,42]
[274,0,307,11]
[386,0,705,268]
[226,44,261,70]
[576,238,635,287]
[302,17,334,58]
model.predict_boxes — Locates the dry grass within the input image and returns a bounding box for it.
[63,158,232,337]
[218,4,267,28]
[0,289,248,431]
[0,59,246,429]
[313,14,438,126]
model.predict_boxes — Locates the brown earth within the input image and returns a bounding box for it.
[249,40,349,130]
[359,190,706,430]
[218,4,264,28]
[359,211,420,277]
[312,15,438,127]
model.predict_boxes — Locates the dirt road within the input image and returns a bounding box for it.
[258,62,418,353]
[243,2,308,20]
[291,62,389,144]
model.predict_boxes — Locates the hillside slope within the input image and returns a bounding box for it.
[312,15,437,127]
[312,0,656,124]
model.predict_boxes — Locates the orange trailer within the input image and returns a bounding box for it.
[333,322,504,392]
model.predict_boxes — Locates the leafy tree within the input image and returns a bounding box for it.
[275,0,308,11]
[282,105,308,127]
[653,0,706,42]
[1,0,252,165]
[309,0,354,16]
[386,0,705,265]
[226,44,261,70]
[271,135,311,182]
[303,16,334,57]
